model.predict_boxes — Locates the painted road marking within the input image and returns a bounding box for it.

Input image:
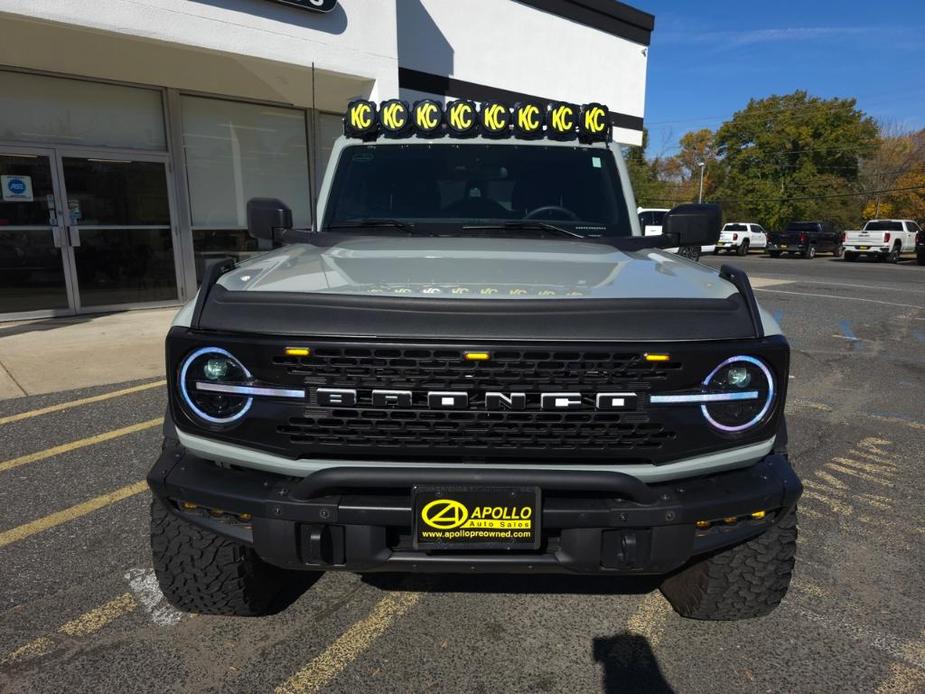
[0,379,166,426]
[0,418,162,473]
[125,568,184,627]
[625,592,671,648]
[1,593,138,665]
[754,287,924,310]
[59,593,137,637]
[0,480,148,549]
[275,591,420,694]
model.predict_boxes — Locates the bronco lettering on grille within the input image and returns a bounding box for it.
[315,389,638,411]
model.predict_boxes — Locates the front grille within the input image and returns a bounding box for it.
[273,347,681,391]
[278,409,675,454]
[168,334,789,466]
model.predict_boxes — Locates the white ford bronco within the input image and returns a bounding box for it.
[148,99,801,621]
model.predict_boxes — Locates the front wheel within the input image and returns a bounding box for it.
[150,499,288,616]
[660,507,798,620]
[736,240,750,257]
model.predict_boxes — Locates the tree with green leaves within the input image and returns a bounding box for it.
[712,91,879,229]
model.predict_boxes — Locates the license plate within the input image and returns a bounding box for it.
[859,246,869,250]
[413,486,540,550]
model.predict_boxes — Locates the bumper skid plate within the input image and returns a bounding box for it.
[148,447,801,576]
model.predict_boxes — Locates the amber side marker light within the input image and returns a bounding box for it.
[464,352,491,361]
[285,347,311,357]
[751,510,767,520]
[644,353,670,362]
[695,520,710,530]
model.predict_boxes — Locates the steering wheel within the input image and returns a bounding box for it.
[524,205,579,221]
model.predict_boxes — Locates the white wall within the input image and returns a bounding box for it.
[398,0,648,145]
[0,0,398,107]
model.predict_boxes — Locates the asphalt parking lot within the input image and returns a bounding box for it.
[1,252,923,693]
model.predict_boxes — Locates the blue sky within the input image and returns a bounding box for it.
[639,0,925,156]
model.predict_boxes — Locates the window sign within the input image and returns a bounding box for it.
[270,0,337,12]
[1,175,33,202]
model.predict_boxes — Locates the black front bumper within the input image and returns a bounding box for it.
[147,445,801,576]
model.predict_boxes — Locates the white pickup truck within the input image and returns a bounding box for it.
[714,222,768,256]
[844,219,922,263]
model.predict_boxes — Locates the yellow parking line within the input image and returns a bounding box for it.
[1,592,139,665]
[0,480,148,549]
[0,380,166,426]
[59,592,137,637]
[0,418,162,473]
[275,592,420,694]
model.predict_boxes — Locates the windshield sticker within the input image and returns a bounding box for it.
[592,157,602,168]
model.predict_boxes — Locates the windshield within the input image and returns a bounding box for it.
[324,144,632,237]
[724,223,748,231]
[638,210,667,227]
[865,221,903,231]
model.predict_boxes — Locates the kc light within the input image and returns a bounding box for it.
[179,347,253,425]
[700,356,775,432]
[579,103,610,142]
[446,99,478,137]
[480,101,511,137]
[547,102,579,140]
[379,99,411,136]
[344,99,378,139]
[412,99,443,135]
[512,101,545,139]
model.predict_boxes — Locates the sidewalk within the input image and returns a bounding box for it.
[0,308,177,400]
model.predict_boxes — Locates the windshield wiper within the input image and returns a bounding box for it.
[327,218,418,233]
[460,221,585,239]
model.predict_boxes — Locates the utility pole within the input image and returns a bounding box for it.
[697,162,705,204]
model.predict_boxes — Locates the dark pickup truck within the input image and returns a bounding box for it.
[767,221,843,259]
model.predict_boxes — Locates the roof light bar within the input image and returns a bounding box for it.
[343,99,613,142]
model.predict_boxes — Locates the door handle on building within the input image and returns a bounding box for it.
[66,226,81,247]
[52,226,65,248]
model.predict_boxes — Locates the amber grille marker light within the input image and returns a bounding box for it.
[644,353,670,362]
[464,352,491,361]
[285,347,311,357]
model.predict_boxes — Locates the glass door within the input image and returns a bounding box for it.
[0,147,75,318]
[56,154,180,310]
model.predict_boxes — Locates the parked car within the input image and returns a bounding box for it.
[767,221,843,258]
[843,219,921,263]
[917,226,925,265]
[637,207,715,260]
[715,222,767,256]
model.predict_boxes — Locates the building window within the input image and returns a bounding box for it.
[0,70,166,150]
[315,112,344,193]
[180,96,311,280]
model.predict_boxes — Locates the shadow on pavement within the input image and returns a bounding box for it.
[593,633,674,693]
[272,571,324,615]
[361,573,661,596]
[0,314,111,338]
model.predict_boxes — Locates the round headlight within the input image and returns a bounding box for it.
[179,347,252,424]
[701,356,774,432]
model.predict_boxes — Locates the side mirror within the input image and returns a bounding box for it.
[662,204,722,246]
[247,198,293,242]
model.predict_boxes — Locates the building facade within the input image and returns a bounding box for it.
[0,0,653,320]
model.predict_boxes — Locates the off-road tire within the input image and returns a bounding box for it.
[845,251,858,262]
[736,239,749,256]
[659,507,798,621]
[768,250,781,258]
[150,499,286,616]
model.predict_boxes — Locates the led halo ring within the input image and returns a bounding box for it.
[700,355,775,433]
[179,347,254,425]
